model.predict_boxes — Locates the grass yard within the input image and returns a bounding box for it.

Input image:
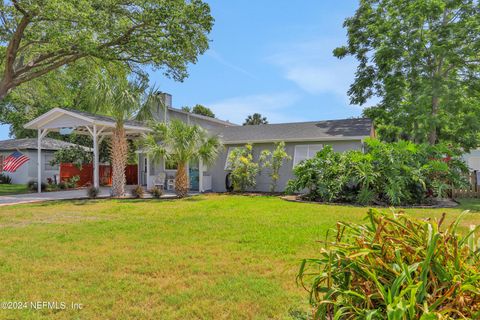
[0,194,479,319]
[0,184,30,195]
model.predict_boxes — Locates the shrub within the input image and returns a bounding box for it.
[150,186,163,198]
[286,139,468,205]
[51,145,92,169]
[298,209,480,319]
[259,141,291,192]
[27,180,46,191]
[226,144,260,192]
[0,173,12,184]
[87,186,100,198]
[131,185,144,198]
[58,181,67,190]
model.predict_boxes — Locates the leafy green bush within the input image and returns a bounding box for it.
[286,139,468,205]
[51,145,92,169]
[226,144,260,192]
[131,185,144,198]
[27,180,46,191]
[298,210,480,319]
[0,173,12,184]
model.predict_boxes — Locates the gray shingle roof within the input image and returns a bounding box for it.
[63,108,147,128]
[0,138,92,151]
[212,118,373,144]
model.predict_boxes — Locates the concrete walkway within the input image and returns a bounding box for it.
[0,186,179,206]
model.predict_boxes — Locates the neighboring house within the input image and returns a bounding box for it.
[0,138,89,184]
[463,149,480,172]
[138,93,374,192]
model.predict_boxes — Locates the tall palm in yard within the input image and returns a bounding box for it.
[144,119,221,197]
[82,73,158,196]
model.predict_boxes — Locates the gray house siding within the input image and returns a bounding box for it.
[1,149,59,184]
[208,140,363,193]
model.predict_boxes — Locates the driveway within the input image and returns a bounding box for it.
[0,187,112,206]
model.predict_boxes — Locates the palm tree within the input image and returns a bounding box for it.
[144,119,221,197]
[243,113,268,125]
[81,73,159,197]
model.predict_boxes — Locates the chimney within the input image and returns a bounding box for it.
[155,92,172,122]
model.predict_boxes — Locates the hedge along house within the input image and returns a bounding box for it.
[24,108,150,192]
[0,138,91,184]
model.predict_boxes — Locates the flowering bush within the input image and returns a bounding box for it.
[226,144,260,192]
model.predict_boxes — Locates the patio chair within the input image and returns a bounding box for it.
[166,176,175,191]
[153,173,166,190]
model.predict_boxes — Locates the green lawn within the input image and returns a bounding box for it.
[0,183,30,195]
[0,195,479,319]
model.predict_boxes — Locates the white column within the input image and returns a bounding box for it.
[37,129,42,193]
[93,125,99,188]
[146,154,150,189]
[199,159,204,192]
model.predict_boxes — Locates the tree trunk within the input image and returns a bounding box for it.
[111,124,128,197]
[428,95,439,145]
[175,162,189,197]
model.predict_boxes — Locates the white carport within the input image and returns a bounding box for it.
[24,108,150,193]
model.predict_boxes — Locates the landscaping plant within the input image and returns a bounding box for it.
[227,144,260,192]
[0,173,12,184]
[260,141,291,192]
[51,146,92,169]
[131,185,144,198]
[144,119,221,198]
[87,187,100,199]
[287,139,468,205]
[298,209,480,319]
[150,186,163,199]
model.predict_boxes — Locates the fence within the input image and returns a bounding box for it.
[59,163,138,187]
[452,171,480,198]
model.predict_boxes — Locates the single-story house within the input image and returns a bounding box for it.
[137,93,374,192]
[23,93,374,193]
[0,138,90,184]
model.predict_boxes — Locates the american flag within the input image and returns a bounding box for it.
[3,151,29,172]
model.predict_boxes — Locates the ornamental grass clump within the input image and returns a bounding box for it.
[298,209,480,319]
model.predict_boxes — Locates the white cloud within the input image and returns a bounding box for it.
[267,38,359,106]
[208,92,303,124]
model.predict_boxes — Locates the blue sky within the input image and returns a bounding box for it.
[0,0,365,139]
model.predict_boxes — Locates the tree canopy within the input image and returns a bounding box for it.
[243,113,268,125]
[335,0,480,150]
[0,0,213,99]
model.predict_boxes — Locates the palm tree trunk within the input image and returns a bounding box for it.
[111,124,128,197]
[175,162,189,197]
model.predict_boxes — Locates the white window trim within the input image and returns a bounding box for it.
[293,144,323,168]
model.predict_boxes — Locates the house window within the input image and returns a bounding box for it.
[44,154,59,170]
[164,158,177,171]
[293,144,323,167]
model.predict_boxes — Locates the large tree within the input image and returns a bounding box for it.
[334,0,480,150]
[0,0,213,99]
[81,69,157,197]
